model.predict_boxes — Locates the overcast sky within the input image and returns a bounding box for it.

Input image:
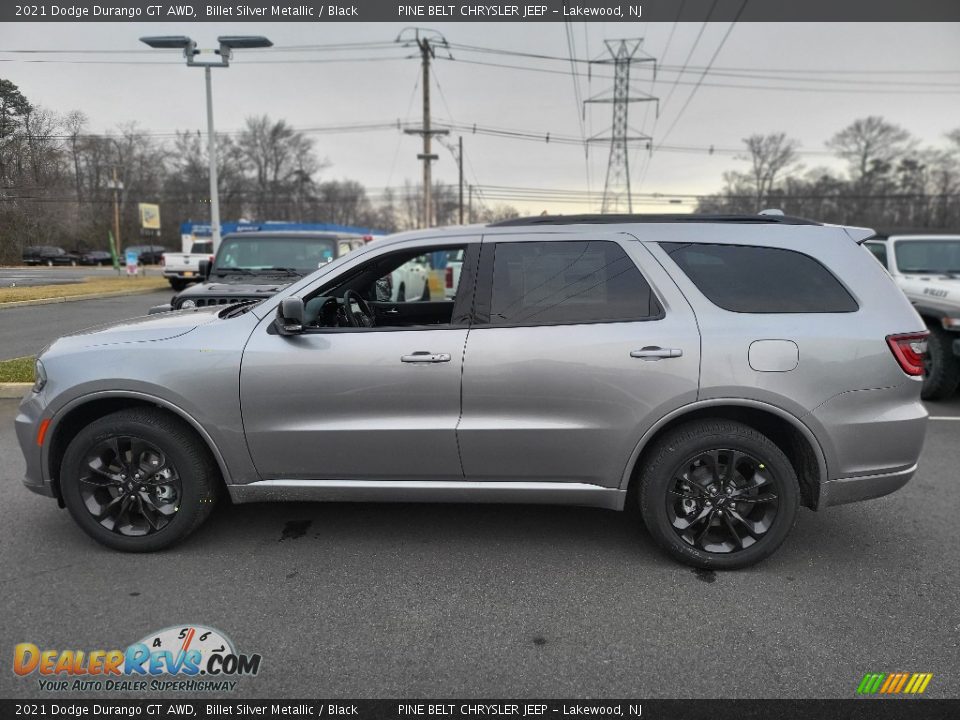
[1,21,958,215]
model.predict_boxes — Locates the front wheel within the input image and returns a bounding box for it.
[638,419,800,570]
[60,408,218,552]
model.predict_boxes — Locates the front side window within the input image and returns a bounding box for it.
[489,240,661,326]
[660,242,858,313]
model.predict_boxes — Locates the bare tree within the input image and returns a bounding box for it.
[738,133,801,211]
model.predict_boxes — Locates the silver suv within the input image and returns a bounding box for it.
[15,214,929,569]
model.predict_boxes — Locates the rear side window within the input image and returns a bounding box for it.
[660,242,858,313]
[490,240,661,325]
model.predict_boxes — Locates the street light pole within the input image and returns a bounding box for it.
[140,34,272,253]
[204,66,222,252]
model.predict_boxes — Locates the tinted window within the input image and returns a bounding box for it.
[215,236,336,272]
[660,242,858,313]
[490,241,661,325]
[866,242,888,267]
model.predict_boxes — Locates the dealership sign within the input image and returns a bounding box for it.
[13,625,261,692]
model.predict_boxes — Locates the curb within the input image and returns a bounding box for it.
[0,383,31,399]
[0,285,167,310]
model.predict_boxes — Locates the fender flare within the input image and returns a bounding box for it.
[618,397,830,491]
[43,390,234,488]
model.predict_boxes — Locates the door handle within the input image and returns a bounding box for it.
[401,352,452,363]
[630,346,683,360]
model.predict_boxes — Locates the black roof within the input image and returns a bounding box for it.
[489,213,820,227]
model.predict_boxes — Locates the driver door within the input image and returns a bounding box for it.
[239,240,479,483]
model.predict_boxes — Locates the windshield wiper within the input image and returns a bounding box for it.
[215,267,255,276]
[262,266,303,276]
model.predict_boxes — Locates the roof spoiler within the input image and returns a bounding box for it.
[842,226,877,244]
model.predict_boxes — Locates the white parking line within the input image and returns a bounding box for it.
[929,416,960,421]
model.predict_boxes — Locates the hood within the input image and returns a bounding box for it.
[45,306,222,354]
[176,279,296,300]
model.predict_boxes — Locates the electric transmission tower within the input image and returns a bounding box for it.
[585,39,658,214]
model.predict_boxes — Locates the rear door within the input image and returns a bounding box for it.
[457,233,701,488]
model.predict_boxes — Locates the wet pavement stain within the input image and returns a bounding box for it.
[280,520,312,541]
[286,571,300,579]
[532,636,547,646]
[693,568,717,583]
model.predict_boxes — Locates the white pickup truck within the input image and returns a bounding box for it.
[866,234,960,399]
[161,240,214,291]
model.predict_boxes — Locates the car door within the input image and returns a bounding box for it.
[239,240,480,483]
[457,233,701,489]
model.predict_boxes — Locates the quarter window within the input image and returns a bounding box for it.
[489,240,661,325]
[660,242,858,313]
[866,242,889,267]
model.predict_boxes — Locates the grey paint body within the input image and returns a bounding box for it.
[16,221,928,514]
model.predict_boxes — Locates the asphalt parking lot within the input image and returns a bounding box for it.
[1,293,958,699]
[0,289,172,360]
[0,393,958,699]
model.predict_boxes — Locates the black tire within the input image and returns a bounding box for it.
[60,408,218,552]
[420,282,431,301]
[638,419,800,570]
[168,279,186,291]
[397,283,406,302]
[921,326,960,401]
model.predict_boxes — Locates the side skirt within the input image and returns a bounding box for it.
[228,479,626,511]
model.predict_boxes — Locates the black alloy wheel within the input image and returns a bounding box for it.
[78,436,182,537]
[666,449,779,554]
[638,419,799,569]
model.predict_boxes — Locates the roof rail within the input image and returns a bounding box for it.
[489,213,821,227]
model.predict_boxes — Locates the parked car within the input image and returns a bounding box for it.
[124,244,166,265]
[151,231,366,312]
[22,246,81,266]
[865,234,960,400]
[16,213,928,569]
[161,240,214,291]
[79,250,113,266]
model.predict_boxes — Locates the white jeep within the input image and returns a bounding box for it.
[866,234,960,399]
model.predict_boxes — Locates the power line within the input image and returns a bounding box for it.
[659,0,750,146]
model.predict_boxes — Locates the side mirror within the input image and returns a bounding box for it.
[275,297,305,336]
[199,259,211,280]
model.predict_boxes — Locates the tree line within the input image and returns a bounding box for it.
[697,117,960,232]
[0,78,517,263]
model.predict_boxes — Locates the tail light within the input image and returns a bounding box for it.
[886,332,929,376]
[445,266,454,288]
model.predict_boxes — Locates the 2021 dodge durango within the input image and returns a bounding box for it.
[15,214,929,568]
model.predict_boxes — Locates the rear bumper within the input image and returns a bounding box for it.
[818,464,916,507]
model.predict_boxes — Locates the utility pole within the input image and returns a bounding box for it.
[106,165,124,270]
[458,136,464,224]
[468,184,474,224]
[398,28,449,228]
[585,39,658,214]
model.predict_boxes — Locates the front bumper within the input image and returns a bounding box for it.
[15,394,55,498]
[818,464,916,507]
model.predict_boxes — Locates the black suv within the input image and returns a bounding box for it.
[152,231,367,312]
[22,246,81,266]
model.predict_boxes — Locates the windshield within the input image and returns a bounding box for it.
[213,236,337,274]
[894,240,960,274]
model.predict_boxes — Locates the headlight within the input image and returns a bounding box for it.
[180,299,197,309]
[33,358,47,393]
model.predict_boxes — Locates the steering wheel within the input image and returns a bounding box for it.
[343,289,375,328]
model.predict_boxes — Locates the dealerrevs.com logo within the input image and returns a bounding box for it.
[13,625,261,692]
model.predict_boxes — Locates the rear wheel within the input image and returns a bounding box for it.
[60,408,218,552]
[921,326,960,400]
[638,420,799,569]
[168,279,187,291]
